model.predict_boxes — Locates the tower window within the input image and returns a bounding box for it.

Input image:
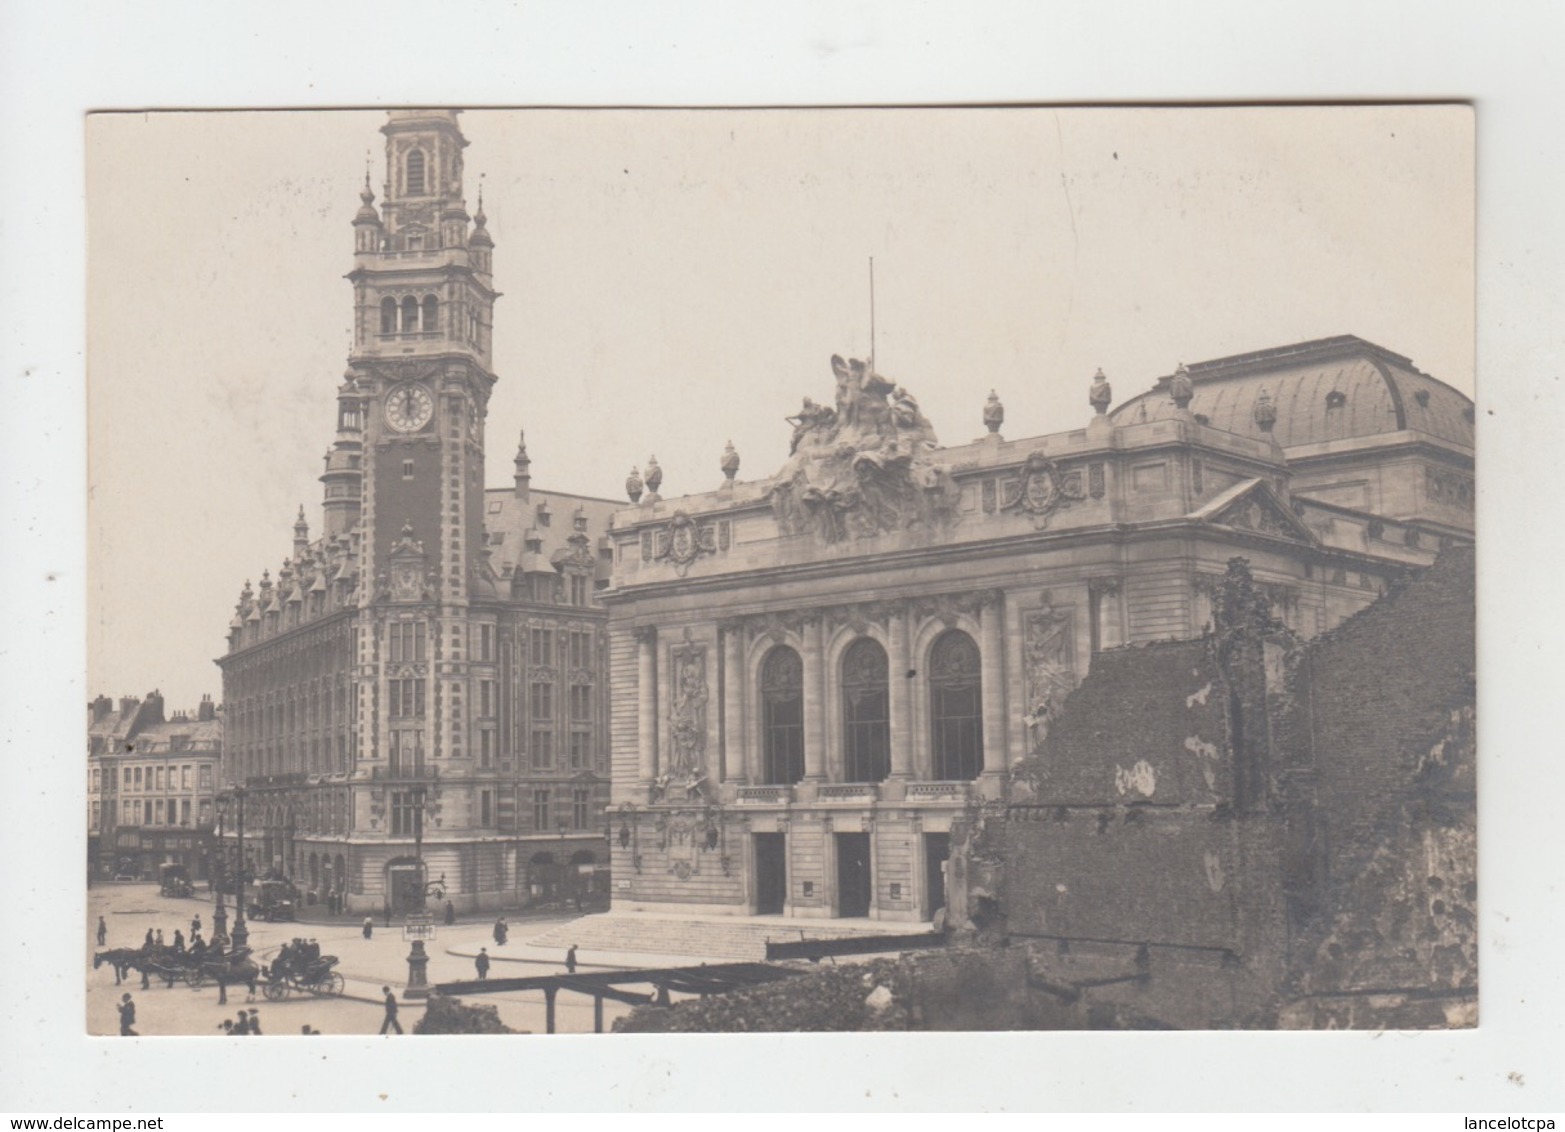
[422,295,438,332]
[380,297,397,334]
[406,149,426,196]
[401,295,418,332]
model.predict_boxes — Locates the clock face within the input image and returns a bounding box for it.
[385,384,434,432]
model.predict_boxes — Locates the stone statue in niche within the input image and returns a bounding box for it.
[1021,591,1075,755]
[668,641,708,774]
[769,355,960,544]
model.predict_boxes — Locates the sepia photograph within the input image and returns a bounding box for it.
[84,105,1476,1040]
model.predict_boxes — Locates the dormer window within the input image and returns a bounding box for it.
[1325,390,1347,409]
[406,148,426,196]
[1413,390,1431,407]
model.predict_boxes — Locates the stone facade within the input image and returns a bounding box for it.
[603,339,1473,926]
[88,692,222,883]
[215,112,618,915]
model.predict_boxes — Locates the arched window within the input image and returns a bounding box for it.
[421,294,438,332]
[760,646,805,786]
[406,149,426,196]
[401,295,418,333]
[929,630,983,781]
[380,297,397,334]
[841,638,890,782]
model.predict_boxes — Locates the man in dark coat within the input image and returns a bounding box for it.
[565,944,578,974]
[444,900,455,926]
[117,993,137,1036]
[96,917,107,946]
[172,929,185,953]
[475,948,490,980]
[379,987,402,1035]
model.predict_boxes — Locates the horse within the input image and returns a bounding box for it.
[93,948,141,985]
[215,959,261,1005]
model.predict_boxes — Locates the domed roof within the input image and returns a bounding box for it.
[1111,336,1473,451]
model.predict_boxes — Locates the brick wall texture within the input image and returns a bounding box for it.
[988,546,1475,1029]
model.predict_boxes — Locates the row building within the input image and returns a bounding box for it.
[88,692,222,884]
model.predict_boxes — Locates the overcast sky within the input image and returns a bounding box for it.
[86,105,1473,708]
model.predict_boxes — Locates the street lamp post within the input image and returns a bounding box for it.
[213,796,227,918]
[231,785,249,949]
[411,784,426,913]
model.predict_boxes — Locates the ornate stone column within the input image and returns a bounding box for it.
[801,616,826,785]
[979,592,1008,779]
[886,603,912,794]
[635,626,658,784]
[722,622,746,784]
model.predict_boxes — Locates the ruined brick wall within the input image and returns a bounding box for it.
[1286,545,1475,891]
[1015,639,1230,806]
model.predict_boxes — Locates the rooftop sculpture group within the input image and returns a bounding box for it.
[770,355,960,544]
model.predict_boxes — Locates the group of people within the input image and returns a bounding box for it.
[217,1008,264,1035]
[98,911,212,955]
[273,936,323,977]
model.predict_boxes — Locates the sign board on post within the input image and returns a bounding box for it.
[402,912,436,942]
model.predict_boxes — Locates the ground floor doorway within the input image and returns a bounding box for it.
[924,832,950,922]
[835,832,871,918]
[753,833,786,915]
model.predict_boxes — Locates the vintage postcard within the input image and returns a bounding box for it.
[84,106,1474,1041]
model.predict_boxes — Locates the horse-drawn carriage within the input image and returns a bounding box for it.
[159,863,193,899]
[261,939,345,1000]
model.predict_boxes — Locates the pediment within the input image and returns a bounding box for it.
[1191,479,1317,545]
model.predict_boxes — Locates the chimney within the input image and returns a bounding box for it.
[198,694,216,723]
[91,695,113,723]
[142,690,166,726]
[119,696,139,717]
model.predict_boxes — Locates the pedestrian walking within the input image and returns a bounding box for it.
[379,987,403,1035]
[96,916,107,946]
[475,948,490,980]
[565,944,578,974]
[172,929,185,953]
[117,993,137,1036]
[143,929,154,949]
[155,929,164,948]
[233,1011,250,1035]
[362,916,373,940]
[493,916,508,946]
[247,1009,262,1036]
[192,913,201,936]
[444,900,455,926]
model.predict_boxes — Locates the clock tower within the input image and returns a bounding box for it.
[340,109,499,789]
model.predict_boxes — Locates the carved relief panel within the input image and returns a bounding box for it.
[1022,591,1076,754]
